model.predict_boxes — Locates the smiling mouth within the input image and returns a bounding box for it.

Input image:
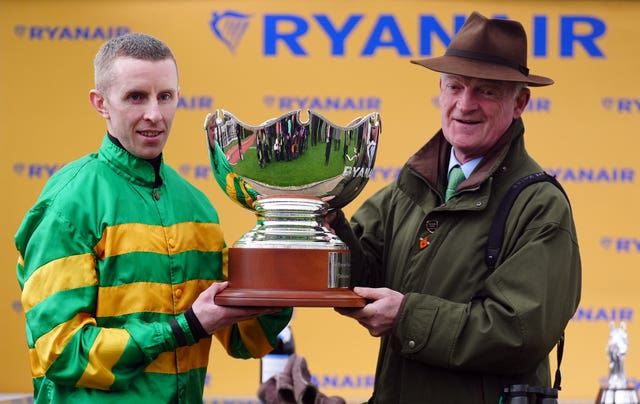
[138,131,161,138]
[455,118,480,124]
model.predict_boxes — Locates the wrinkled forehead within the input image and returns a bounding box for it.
[441,73,515,89]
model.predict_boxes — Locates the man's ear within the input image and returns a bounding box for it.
[513,87,531,119]
[89,89,109,118]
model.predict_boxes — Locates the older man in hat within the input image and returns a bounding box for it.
[330,11,581,403]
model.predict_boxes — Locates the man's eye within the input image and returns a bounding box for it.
[481,87,504,97]
[160,93,173,101]
[129,93,144,101]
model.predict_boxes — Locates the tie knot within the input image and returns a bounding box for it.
[445,165,465,202]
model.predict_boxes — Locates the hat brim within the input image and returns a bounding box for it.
[411,56,554,87]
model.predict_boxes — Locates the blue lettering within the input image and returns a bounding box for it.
[595,309,609,321]
[616,238,640,253]
[28,164,42,178]
[194,165,212,179]
[615,98,640,113]
[524,97,551,112]
[315,15,362,55]
[573,307,634,322]
[279,97,296,110]
[619,99,633,112]
[29,26,43,39]
[325,98,340,110]
[91,26,106,40]
[533,15,548,56]
[544,168,634,183]
[44,164,58,177]
[276,96,381,111]
[59,27,73,39]
[262,13,606,58]
[579,168,595,181]
[342,375,355,387]
[311,374,374,388]
[418,15,466,55]
[370,167,400,181]
[27,25,129,40]
[58,27,74,40]
[309,98,324,109]
[74,27,90,39]
[362,15,411,56]
[617,239,631,252]
[27,163,61,178]
[46,27,58,40]
[320,375,338,387]
[177,96,214,110]
[264,15,308,55]
[560,16,605,57]
[343,98,357,109]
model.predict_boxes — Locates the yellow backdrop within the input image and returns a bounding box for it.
[2,1,639,402]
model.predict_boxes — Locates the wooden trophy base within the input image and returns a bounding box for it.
[214,247,366,308]
[596,387,639,403]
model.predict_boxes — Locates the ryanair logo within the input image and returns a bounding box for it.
[209,11,252,53]
[573,307,633,322]
[208,11,606,58]
[14,25,130,40]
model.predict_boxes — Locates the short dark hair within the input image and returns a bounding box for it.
[94,32,177,92]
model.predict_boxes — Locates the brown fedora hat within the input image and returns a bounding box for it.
[411,11,553,86]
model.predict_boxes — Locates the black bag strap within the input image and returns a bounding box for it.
[485,171,569,391]
[486,172,568,270]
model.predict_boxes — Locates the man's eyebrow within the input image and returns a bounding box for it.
[124,89,147,96]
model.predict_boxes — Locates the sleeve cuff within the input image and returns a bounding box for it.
[170,309,209,347]
[185,307,209,341]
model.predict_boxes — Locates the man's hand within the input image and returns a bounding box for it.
[335,287,403,337]
[321,195,340,234]
[191,281,281,335]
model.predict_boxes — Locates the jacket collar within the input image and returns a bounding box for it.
[407,118,525,192]
[97,135,163,187]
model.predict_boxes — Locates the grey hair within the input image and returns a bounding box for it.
[512,82,528,99]
[440,73,528,99]
[94,32,177,92]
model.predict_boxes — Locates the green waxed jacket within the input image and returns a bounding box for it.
[335,119,581,404]
[15,136,291,403]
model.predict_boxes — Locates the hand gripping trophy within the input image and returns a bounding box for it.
[204,109,381,307]
[596,321,639,403]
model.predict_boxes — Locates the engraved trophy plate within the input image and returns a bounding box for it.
[205,109,381,307]
[596,321,639,403]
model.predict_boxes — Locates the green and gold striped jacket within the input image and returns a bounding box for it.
[15,136,291,403]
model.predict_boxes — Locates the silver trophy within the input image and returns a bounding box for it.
[204,109,381,307]
[596,321,639,403]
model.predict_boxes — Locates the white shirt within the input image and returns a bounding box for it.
[447,148,482,180]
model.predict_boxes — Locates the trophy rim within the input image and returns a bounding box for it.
[205,108,381,210]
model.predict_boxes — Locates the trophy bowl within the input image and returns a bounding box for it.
[204,109,381,307]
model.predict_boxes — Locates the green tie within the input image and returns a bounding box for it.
[445,165,465,202]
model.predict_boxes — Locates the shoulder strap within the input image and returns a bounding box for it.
[485,171,569,391]
[486,172,567,270]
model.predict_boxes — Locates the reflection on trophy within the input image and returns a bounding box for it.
[596,321,639,403]
[204,109,381,307]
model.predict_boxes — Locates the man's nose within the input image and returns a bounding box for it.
[143,99,162,122]
[456,90,478,111]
